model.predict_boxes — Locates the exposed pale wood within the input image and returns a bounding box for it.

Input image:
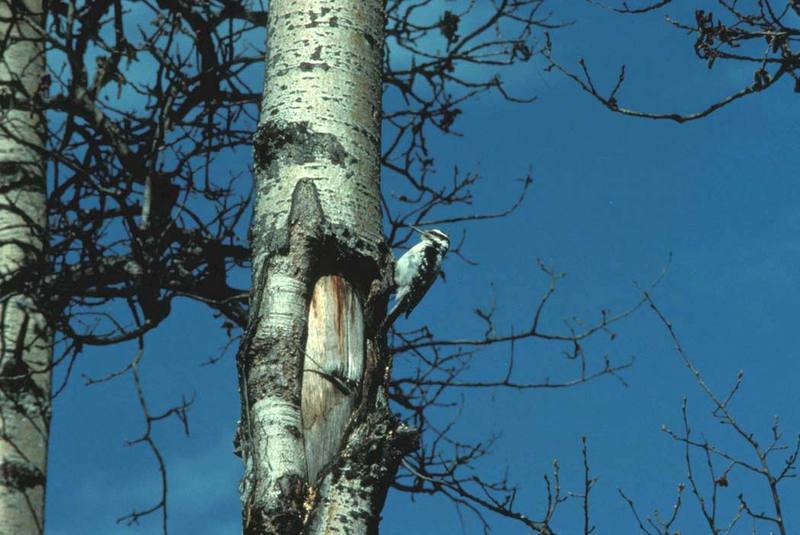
[302,275,364,483]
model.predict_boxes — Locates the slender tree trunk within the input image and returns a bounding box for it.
[238,1,415,533]
[0,1,51,534]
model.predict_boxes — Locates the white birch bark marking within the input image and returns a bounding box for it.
[244,1,387,532]
[0,1,50,534]
[250,271,308,478]
[252,0,384,253]
[252,396,304,483]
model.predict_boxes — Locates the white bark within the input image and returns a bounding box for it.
[0,1,50,534]
[250,0,384,261]
[241,270,309,531]
[239,1,415,534]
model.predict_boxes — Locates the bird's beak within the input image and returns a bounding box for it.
[409,225,424,234]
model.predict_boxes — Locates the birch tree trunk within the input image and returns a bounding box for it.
[0,1,51,534]
[238,1,415,533]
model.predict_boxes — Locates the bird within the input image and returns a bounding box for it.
[387,227,449,324]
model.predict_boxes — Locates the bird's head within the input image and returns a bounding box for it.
[412,226,450,252]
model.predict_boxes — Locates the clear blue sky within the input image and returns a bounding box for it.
[46,2,799,534]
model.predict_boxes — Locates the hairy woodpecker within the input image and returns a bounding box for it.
[388,227,449,322]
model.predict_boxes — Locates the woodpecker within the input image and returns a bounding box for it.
[388,227,449,323]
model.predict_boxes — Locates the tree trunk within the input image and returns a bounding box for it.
[238,1,415,533]
[0,1,51,534]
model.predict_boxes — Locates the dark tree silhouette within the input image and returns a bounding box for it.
[547,0,799,121]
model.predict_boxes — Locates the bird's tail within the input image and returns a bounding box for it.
[381,300,404,335]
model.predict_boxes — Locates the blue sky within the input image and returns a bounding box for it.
[45,2,799,534]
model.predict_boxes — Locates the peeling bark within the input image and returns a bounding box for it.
[239,1,416,534]
[0,1,50,534]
